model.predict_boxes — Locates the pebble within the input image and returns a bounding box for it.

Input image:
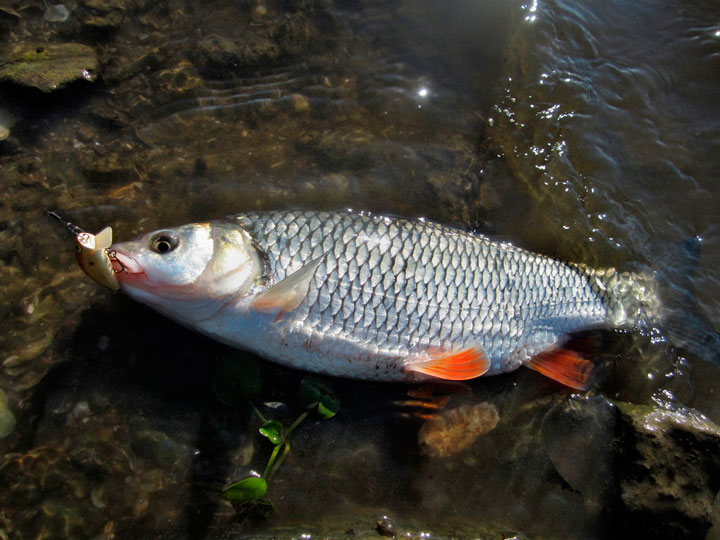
[0,389,16,439]
[44,4,70,22]
[292,93,310,113]
[376,516,396,538]
[0,108,16,141]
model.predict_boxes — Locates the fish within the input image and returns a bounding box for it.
[89,210,658,389]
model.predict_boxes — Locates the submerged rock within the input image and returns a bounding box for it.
[81,0,126,34]
[0,42,97,92]
[419,402,499,458]
[0,108,17,141]
[44,4,70,23]
[0,388,15,438]
[131,429,190,468]
[612,401,720,539]
[541,395,615,513]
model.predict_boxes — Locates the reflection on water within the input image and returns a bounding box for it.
[1,0,720,538]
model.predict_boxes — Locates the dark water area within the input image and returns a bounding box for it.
[1,1,720,539]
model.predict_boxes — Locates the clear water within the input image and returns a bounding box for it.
[1,0,719,538]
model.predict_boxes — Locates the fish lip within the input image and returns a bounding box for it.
[109,248,143,275]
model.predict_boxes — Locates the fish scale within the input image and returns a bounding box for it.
[231,210,611,376]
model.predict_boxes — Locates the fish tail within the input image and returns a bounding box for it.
[591,236,720,366]
[653,236,720,366]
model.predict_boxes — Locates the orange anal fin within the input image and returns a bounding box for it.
[527,349,594,390]
[404,348,489,381]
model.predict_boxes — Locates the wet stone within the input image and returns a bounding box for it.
[79,0,126,33]
[541,395,615,512]
[0,42,98,92]
[44,4,70,23]
[0,108,16,141]
[82,154,139,184]
[291,93,310,113]
[612,401,720,539]
[70,443,115,477]
[418,402,499,458]
[0,388,16,438]
[131,429,189,468]
[192,34,242,77]
[0,6,20,31]
[376,515,396,538]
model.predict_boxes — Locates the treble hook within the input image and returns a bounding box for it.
[106,249,127,274]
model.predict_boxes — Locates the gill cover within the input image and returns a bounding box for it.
[75,227,120,291]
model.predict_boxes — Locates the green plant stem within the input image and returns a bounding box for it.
[285,411,308,437]
[266,442,291,482]
[251,403,268,424]
[262,443,281,479]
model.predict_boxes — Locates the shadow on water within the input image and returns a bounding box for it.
[21,297,443,538]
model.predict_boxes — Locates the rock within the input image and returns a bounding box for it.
[0,388,16,438]
[44,4,70,23]
[0,108,17,141]
[611,401,720,539]
[192,34,242,78]
[0,6,21,31]
[418,402,499,458]
[0,42,98,92]
[80,0,126,33]
[376,515,396,538]
[291,93,310,113]
[541,395,615,513]
[131,429,189,468]
[82,154,139,184]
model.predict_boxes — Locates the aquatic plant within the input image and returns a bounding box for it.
[212,357,340,515]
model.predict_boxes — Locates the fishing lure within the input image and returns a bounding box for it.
[47,211,120,291]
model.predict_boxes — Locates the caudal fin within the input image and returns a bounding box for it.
[656,236,720,366]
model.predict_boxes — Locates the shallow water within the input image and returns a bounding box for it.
[1,0,719,539]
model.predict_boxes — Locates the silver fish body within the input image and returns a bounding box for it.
[110,210,656,384]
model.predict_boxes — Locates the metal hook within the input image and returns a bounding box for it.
[106,249,127,273]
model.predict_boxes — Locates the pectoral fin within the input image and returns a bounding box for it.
[251,257,323,316]
[404,347,490,381]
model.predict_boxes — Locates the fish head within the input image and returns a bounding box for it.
[110,222,261,321]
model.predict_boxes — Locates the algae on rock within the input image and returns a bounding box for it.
[0,42,98,92]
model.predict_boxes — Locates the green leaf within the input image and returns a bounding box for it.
[259,421,284,445]
[298,377,325,410]
[317,393,340,419]
[220,476,267,502]
[299,377,340,418]
[212,357,261,405]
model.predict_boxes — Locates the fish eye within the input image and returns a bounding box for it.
[150,232,179,254]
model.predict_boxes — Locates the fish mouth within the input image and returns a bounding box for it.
[109,248,143,275]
